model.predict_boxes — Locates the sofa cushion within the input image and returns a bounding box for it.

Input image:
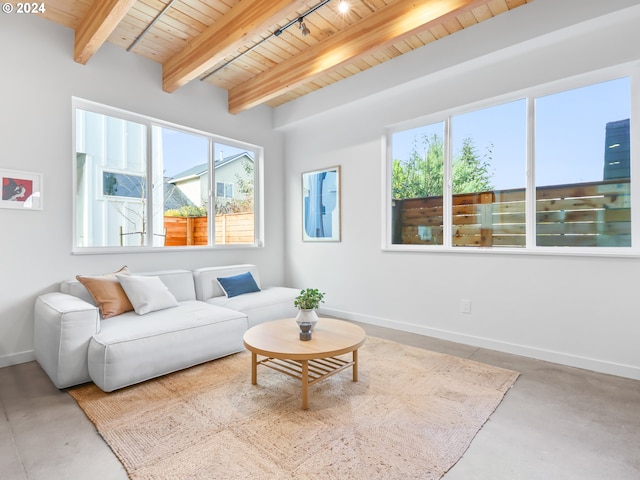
[139,270,197,302]
[193,265,261,301]
[117,274,179,315]
[87,301,248,392]
[76,266,133,318]
[217,271,261,298]
[206,286,299,327]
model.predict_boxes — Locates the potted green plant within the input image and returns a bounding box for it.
[294,288,325,330]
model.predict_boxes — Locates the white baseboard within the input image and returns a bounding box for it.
[0,350,35,369]
[321,307,640,381]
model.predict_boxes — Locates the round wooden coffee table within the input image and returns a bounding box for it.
[243,318,366,409]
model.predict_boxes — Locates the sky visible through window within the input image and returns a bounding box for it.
[160,128,248,178]
[392,77,630,191]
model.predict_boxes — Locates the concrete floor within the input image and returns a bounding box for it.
[2,322,639,480]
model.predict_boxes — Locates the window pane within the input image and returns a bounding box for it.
[213,143,255,245]
[76,110,148,247]
[451,100,526,248]
[535,78,631,247]
[391,122,445,245]
[102,172,144,198]
[156,126,210,247]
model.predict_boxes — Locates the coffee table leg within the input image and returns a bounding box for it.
[251,352,257,385]
[301,360,309,410]
[353,349,358,382]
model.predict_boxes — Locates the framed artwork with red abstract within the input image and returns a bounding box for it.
[1,169,42,210]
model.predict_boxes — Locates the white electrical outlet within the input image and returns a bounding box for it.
[460,299,471,314]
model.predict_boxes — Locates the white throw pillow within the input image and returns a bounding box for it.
[116,274,179,315]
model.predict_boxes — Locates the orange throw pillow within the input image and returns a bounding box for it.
[76,266,134,318]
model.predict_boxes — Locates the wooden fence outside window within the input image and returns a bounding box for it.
[392,179,630,247]
[164,212,254,246]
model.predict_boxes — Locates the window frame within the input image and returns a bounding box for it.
[384,64,640,257]
[72,98,264,253]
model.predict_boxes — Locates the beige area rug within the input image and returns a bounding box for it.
[68,336,519,480]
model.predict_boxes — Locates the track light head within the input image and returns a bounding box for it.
[298,18,310,36]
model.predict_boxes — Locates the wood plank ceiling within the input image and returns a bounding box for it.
[41,0,533,114]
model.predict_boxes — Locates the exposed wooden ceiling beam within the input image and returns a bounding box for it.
[74,0,137,64]
[228,0,487,114]
[162,0,308,94]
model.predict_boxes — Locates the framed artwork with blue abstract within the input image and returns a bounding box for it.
[302,166,340,242]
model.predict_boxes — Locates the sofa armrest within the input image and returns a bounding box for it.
[34,292,100,389]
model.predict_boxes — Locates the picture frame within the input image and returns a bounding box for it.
[0,169,43,210]
[302,166,341,242]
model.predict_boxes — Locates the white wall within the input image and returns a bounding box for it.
[279,0,640,379]
[0,14,286,366]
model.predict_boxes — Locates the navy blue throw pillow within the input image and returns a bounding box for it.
[217,272,260,298]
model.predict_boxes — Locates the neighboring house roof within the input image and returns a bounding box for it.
[168,152,253,184]
[169,163,207,184]
[163,181,196,210]
[215,152,253,169]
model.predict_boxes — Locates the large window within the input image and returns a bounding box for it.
[74,99,261,250]
[388,75,632,253]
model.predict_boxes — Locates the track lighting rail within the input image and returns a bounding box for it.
[200,0,332,81]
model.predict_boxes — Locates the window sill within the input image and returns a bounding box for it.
[72,243,262,255]
[382,244,640,259]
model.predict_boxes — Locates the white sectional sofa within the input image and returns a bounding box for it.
[34,264,299,392]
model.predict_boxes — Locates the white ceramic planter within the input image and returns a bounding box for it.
[295,308,319,331]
